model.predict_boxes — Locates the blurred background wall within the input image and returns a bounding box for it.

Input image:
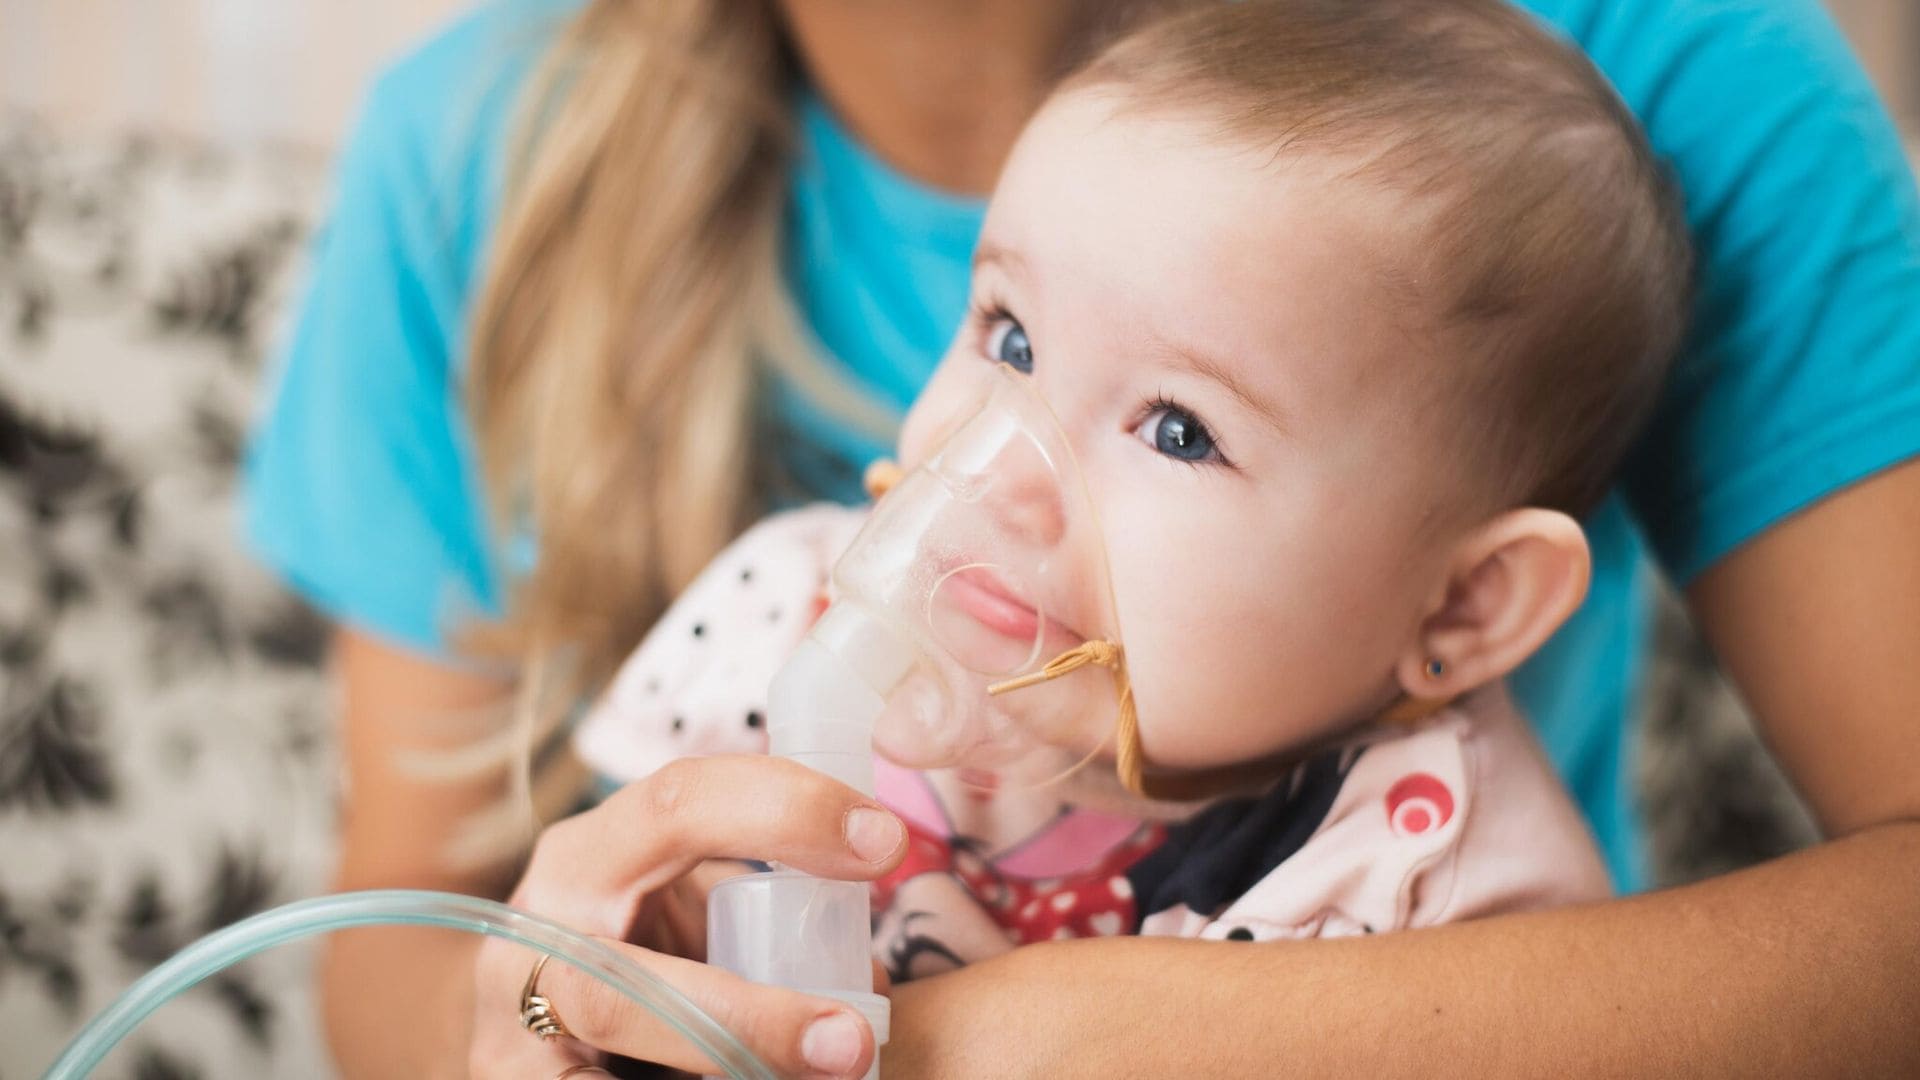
[3,0,1918,151]
[0,0,466,150]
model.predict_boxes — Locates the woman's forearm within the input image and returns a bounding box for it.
[321,631,523,1077]
[888,821,1920,1077]
[320,925,483,1078]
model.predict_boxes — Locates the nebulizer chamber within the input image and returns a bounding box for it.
[708,364,1125,1080]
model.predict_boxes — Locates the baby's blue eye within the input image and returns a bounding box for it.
[990,318,1033,374]
[1141,406,1219,463]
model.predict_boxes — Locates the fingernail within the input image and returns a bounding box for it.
[844,807,903,863]
[801,1011,864,1076]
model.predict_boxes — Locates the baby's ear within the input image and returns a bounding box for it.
[1396,508,1590,698]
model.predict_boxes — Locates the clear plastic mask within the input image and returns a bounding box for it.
[818,364,1127,779]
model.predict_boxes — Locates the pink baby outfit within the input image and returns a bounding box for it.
[861,683,1609,981]
[573,506,1612,984]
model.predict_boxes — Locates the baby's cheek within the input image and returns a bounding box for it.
[1107,506,1401,768]
[1105,526,1277,765]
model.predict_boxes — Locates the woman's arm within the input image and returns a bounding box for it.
[320,629,520,1078]
[886,459,1920,1077]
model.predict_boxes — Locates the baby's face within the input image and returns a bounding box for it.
[900,88,1460,770]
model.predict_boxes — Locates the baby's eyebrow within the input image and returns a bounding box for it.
[972,239,1028,279]
[1158,339,1290,437]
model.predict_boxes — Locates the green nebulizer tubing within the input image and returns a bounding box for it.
[44,889,775,1080]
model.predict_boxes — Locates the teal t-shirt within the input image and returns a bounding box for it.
[243,0,1920,891]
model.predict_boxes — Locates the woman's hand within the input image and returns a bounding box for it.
[468,754,908,1080]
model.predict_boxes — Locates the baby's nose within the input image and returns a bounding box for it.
[988,458,1067,549]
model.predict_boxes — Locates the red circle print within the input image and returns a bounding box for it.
[1385,773,1454,836]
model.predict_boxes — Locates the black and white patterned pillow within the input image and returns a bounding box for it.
[1,118,337,1079]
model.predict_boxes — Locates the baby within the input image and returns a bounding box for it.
[579,0,1690,983]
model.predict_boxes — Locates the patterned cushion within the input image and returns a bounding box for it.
[1,120,336,1078]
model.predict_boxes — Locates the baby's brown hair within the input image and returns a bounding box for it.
[1074,0,1694,518]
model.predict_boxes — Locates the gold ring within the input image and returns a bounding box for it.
[519,954,574,1040]
[552,1066,613,1079]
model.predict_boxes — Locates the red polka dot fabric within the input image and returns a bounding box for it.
[873,817,1166,944]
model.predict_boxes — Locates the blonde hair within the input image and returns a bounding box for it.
[435,1,796,859]
[468,2,783,688]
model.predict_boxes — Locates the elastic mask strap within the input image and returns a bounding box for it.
[990,641,1458,803]
[986,638,1122,694]
[990,644,1216,801]
[863,459,905,500]
[987,640,1164,797]
[1374,692,1452,726]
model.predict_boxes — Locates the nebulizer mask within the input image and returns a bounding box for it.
[774,362,1136,788]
